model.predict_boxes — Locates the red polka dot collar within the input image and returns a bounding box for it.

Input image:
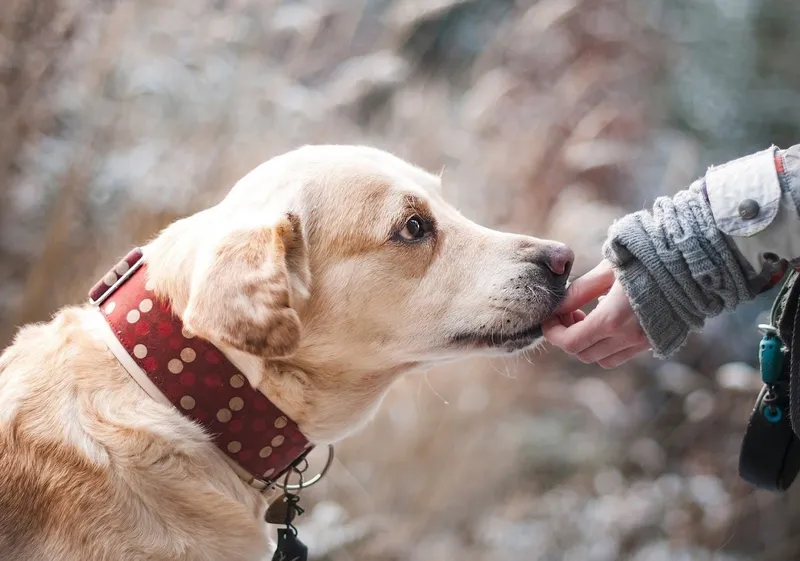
[89,248,312,490]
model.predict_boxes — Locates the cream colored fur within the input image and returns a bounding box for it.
[0,145,571,560]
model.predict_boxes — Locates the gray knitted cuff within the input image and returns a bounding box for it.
[602,181,754,358]
[608,256,690,358]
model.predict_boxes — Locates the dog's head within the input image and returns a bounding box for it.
[149,146,571,441]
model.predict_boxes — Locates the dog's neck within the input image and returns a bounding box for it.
[142,220,411,444]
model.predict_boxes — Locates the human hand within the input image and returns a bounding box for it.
[542,260,650,368]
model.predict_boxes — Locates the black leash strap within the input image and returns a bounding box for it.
[739,270,800,491]
[782,271,800,435]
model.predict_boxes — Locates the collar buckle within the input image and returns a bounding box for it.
[88,248,145,306]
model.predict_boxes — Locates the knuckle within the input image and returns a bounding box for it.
[562,331,591,354]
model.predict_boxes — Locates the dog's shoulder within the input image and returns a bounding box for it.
[0,308,118,560]
[0,307,271,561]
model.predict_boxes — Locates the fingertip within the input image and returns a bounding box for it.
[556,263,616,313]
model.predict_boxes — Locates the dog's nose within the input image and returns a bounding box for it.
[541,243,574,278]
[518,239,574,279]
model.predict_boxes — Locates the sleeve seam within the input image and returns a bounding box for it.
[777,149,800,219]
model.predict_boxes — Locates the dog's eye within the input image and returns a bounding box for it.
[398,216,428,241]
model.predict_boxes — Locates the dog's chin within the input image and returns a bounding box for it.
[449,323,544,354]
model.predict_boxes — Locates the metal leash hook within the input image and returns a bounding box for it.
[274,444,335,491]
[266,446,334,561]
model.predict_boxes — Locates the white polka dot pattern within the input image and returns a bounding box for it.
[94,252,311,487]
[180,348,196,362]
[133,344,148,359]
[103,271,118,286]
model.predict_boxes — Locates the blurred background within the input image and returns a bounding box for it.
[2,0,800,559]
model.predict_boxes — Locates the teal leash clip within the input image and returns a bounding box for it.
[759,324,785,385]
[758,324,786,423]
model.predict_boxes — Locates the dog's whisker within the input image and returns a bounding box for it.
[488,360,503,377]
[423,370,449,405]
[520,347,535,365]
[504,358,516,379]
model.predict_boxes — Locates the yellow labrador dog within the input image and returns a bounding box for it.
[0,145,572,561]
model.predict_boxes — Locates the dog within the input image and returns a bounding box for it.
[0,145,572,561]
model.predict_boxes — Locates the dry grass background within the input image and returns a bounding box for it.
[2,1,800,560]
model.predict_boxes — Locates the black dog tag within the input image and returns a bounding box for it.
[271,528,308,561]
[265,494,296,525]
[739,383,800,491]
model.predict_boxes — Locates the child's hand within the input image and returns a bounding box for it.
[543,260,650,368]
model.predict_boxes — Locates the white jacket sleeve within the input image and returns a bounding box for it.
[706,145,800,282]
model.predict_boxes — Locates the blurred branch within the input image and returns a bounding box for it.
[6,1,128,333]
[0,0,80,199]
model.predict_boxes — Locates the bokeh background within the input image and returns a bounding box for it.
[2,0,800,559]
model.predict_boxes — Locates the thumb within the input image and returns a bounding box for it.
[556,259,615,313]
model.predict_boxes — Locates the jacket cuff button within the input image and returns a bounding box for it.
[738,199,760,220]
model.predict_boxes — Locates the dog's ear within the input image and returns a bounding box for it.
[183,213,309,358]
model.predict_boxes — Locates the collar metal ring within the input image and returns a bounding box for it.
[274,444,334,491]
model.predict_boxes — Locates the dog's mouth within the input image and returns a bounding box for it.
[448,283,566,353]
[448,289,567,352]
[449,322,544,352]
